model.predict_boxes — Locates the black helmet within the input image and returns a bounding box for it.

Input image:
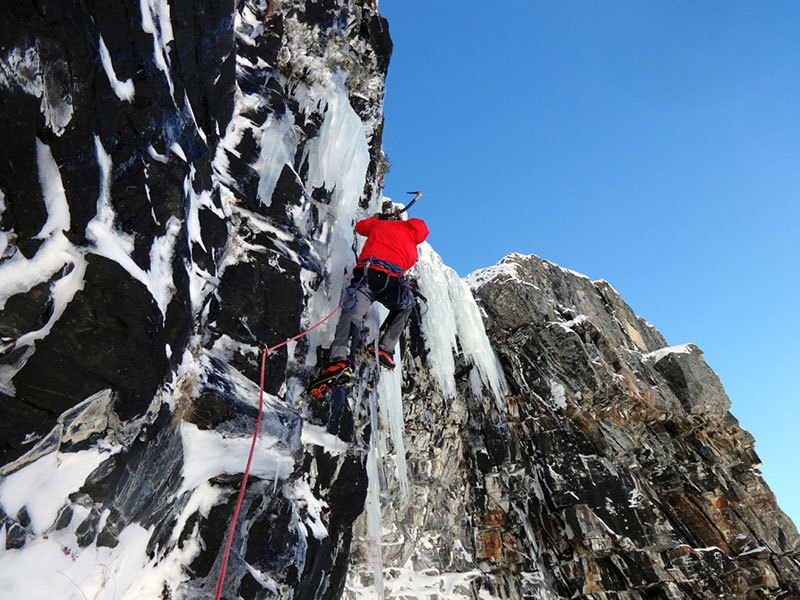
[380,199,400,220]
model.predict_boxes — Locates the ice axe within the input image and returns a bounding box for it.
[397,191,422,215]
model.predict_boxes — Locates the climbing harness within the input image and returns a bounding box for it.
[357,257,404,277]
[340,266,368,311]
[213,305,341,600]
[346,257,404,309]
[350,256,416,311]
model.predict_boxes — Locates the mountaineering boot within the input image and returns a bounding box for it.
[366,343,395,371]
[308,360,353,399]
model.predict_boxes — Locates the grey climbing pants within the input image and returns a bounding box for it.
[329,267,414,362]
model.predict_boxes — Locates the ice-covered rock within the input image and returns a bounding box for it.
[2,2,799,600]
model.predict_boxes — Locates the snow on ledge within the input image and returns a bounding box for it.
[0,448,108,534]
[644,343,696,363]
[465,261,522,290]
[179,422,295,493]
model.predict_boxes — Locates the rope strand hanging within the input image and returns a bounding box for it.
[213,305,341,600]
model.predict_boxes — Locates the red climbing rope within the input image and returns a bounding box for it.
[213,305,341,600]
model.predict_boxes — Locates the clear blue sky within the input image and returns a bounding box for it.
[379,1,800,526]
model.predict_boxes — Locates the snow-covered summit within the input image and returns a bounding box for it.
[467,252,598,291]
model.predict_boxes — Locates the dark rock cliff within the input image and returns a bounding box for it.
[1,0,391,598]
[1,2,799,600]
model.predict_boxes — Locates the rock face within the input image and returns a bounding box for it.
[2,2,800,600]
[345,254,800,599]
[474,256,800,598]
[1,1,392,598]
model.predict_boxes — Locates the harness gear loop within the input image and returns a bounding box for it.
[349,256,412,307]
[341,263,369,311]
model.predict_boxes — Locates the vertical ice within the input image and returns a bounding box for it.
[376,357,409,497]
[415,244,508,401]
[365,438,386,600]
[301,73,373,362]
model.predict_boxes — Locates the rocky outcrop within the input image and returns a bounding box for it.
[470,254,800,598]
[346,253,800,599]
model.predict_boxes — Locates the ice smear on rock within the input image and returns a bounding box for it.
[300,74,373,365]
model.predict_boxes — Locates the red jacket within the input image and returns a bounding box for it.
[355,216,430,273]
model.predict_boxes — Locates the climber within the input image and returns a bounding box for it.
[308,197,430,398]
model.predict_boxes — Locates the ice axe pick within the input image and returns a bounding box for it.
[397,191,422,215]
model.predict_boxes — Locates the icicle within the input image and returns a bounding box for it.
[364,442,385,599]
[360,308,387,599]
[415,244,508,402]
[357,300,410,497]
[376,339,410,498]
[299,73,372,364]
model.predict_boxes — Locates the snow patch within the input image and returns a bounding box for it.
[550,314,589,332]
[644,344,695,363]
[550,381,568,410]
[0,140,86,382]
[300,423,350,455]
[98,35,135,101]
[738,545,767,556]
[34,139,71,241]
[466,260,524,290]
[86,136,136,258]
[139,0,175,97]
[0,522,158,599]
[179,421,295,493]
[0,449,108,534]
[86,137,181,317]
[629,488,644,508]
[346,566,482,600]
[291,478,329,540]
